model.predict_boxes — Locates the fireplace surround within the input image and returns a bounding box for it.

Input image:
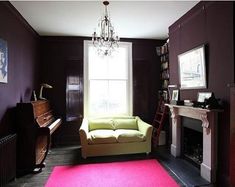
[166,104,222,182]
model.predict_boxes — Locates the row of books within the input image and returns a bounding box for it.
[161,70,170,79]
[158,90,168,101]
[161,62,169,70]
[162,80,169,89]
[160,54,169,62]
[156,42,169,56]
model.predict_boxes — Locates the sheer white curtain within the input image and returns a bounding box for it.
[84,41,132,117]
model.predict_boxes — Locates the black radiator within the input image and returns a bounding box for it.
[0,134,16,187]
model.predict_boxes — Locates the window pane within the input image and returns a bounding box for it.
[89,80,108,116]
[89,46,127,80]
[108,47,127,79]
[89,80,127,116]
[88,46,108,79]
[108,81,127,114]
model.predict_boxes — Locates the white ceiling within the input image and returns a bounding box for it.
[10,1,198,39]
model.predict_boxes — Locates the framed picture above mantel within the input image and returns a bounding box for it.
[178,45,207,89]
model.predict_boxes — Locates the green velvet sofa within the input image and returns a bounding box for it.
[79,116,153,158]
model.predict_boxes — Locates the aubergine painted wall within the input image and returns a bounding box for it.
[0,2,40,137]
[40,37,165,144]
[169,1,234,185]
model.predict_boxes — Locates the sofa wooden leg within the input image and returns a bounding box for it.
[82,155,87,159]
[81,152,87,159]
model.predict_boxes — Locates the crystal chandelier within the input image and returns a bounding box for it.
[92,1,119,56]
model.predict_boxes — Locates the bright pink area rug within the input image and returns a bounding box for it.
[45,159,179,187]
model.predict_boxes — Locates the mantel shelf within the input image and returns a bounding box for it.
[165,104,223,113]
[165,104,222,129]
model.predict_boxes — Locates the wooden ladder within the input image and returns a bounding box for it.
[152,97,168,146]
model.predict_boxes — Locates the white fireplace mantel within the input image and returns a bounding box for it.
[166,104,222,183]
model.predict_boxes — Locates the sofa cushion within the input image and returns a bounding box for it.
[88,130,117,144]
[115,129,145,143]
[88,119,114,131]
[114,118,138,130]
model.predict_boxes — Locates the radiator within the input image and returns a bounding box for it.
[0,134,16,187]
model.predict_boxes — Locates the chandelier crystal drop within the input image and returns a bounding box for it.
[92,1,120,56]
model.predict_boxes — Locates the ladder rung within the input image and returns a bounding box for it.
[154,119,163,124]
[153,125,159,130]
[154,119,161,124]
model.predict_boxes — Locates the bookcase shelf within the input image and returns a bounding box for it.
[157,41,169,102]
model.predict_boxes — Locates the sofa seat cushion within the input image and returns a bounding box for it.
[88,130,117,144]
[115,129,145,143]
[114,118,138,130]
[88,119,114,131]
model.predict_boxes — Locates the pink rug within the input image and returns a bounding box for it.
[45,159,179,187]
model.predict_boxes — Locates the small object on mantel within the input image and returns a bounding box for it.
[204,94,222,109]
[170,100,184,105]
[194,93,223,110]
[184,100,194,107]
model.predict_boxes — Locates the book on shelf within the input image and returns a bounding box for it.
[156,42,169,56]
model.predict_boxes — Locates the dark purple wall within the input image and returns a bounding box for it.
[1,0,234,184]
[169,1,234,185]
[40,36,165,144]
[0,2,40,137]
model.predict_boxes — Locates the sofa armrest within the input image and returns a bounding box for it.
[79,118,90,158]
[136,117,153,141]
[79,118,89,146]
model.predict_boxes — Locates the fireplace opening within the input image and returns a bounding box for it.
[182,117,203,167]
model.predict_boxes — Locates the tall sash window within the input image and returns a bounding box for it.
[84,41,132,117]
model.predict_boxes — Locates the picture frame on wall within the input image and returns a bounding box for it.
[197,92,212,103]
[172,90,179,101]
[0,38,8,83]
[178,45,206,89]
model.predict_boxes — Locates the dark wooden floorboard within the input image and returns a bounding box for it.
[152,146,212,187]
[5,145,214,187]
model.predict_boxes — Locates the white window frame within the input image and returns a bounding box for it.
[84,40,133,118]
